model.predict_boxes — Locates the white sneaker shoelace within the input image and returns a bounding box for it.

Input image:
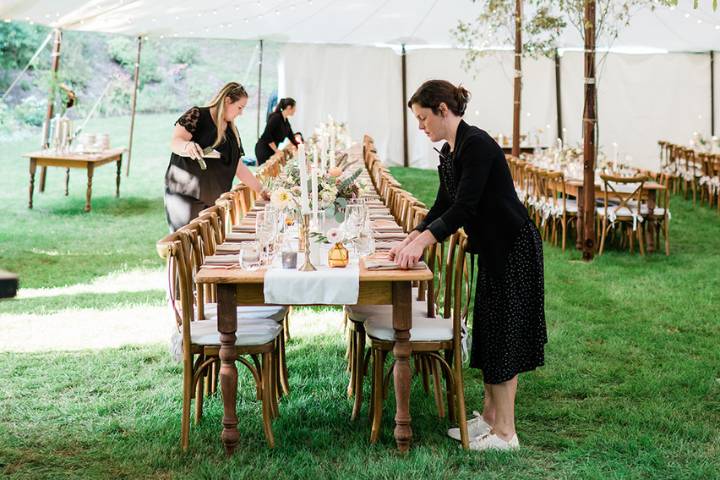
[447,411,491,441]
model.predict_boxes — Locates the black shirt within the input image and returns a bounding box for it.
[415,120,530,277]
[257,111,298,150]
[164,106,243,206]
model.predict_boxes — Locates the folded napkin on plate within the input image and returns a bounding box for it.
[232,225,255,233]
[215,243,243,254]
[374,232,407,240]
[226,232,256,242]
[203,255,239,266]
[374,241,400,250]
[372,219,401,229]
[370,214,395,221]
[364,258,427,271]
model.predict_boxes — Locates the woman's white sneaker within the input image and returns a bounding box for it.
[468,433,520,451]
[447,411,491,441]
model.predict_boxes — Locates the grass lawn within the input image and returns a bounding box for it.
[1,116,719,479]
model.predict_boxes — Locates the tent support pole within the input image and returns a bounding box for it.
[711,50,715,136]
[40,28,62,193]
[401,44,408,167]
[582,0,597,261]
[126,35,142,177]
[555,49,563,144]
[511,0,522,158]
[256,39,263,141]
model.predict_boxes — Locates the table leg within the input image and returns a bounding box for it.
[116,158,122,197]
[392,281,413,453]
[646,191,657,254]
[217,284,239,456]
[576,185,584,251]
[65,168,70,196]
[85,164,94,212]
[39,166,47,193]
[28,159,37,209]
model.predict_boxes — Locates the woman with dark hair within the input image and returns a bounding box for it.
[165,81,269,232]
[389,79,547,451]
[254,97,300,165]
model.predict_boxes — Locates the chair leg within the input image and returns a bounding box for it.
[430,357,445,418]
[453,351,469,450]
[346,329,356,397]
[260,351,275,448]
[181,357,193,451]
[420,355,431,394]
[278,331,290,397]
[351,330,366,421]
[284,309,291,342]
[369,349,385,444]
[194,365,205,425]
[638,225,645,256]
[598,219,607,255]
[444,350,456,423]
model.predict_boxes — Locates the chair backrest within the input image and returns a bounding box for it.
[545,170,568,216]
[599,173,647,218]
[164,230,195,359]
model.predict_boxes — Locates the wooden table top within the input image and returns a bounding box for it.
[23,147,126,162]
[195,256,433,284]
[566,178,666,191]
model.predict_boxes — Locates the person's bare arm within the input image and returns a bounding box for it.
[236,162,270,200]
[170,124,204,160]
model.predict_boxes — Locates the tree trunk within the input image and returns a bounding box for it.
[582,0,597,261]
[512,0,522,158]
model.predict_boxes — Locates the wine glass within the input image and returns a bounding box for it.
[255,211,277,265]
[239,241,262,271]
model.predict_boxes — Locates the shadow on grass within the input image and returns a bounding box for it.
[48,196,163,217]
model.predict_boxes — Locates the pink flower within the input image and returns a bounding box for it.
[328,167,343,178]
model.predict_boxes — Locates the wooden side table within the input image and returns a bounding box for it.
[24,148,126,212]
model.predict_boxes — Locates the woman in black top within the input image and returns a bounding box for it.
[165,82,268,232]
[390,80,546,451]
[254,97,299,165]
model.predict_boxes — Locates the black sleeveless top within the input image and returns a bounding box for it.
[164,106,244,205]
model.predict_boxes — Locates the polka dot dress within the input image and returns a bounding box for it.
[469,220,547,384]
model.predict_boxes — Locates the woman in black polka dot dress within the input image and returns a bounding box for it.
[390,80,546,451]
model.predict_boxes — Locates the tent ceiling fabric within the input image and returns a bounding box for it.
[1,0,718,51]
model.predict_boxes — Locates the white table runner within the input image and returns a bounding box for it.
[263,246,360,305]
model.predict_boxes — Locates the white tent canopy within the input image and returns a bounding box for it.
[2,0,719,51]
[1,1,719,169]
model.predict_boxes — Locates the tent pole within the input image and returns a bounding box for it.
[40,28,62,193]
[256,39,263,141]
[401,44,409,167]
[582,0,597,261]
[511,0,522,158]
[711,50,715,136]
[126,35,143,177]
[555,49,563,144]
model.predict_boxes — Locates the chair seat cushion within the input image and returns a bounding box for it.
[596,206,641,217]
[346,288,428,323]
[201,304,287,322]
[190,319,281,346]
[640,206,669,217]
[347,304,453,342]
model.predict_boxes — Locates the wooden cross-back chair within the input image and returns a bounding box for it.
[156,229,284,451]
[597,173,648,255]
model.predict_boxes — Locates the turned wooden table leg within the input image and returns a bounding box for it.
[85,164,94,212]
[646,190,657,254]
[576,185,584,251]
[116,158,122,197]
[217,284,239,456]
[392,281,413,453]
[39,166,47,193]
[65,168,70,196]
[28,159,37,209]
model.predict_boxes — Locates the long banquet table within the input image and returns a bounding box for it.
[195,147,434,455]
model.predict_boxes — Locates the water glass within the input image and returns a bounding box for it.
[239,241,262,271]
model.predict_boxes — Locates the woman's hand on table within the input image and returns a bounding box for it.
[394,240,425,269]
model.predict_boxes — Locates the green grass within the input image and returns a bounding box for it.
[1,124,720,478]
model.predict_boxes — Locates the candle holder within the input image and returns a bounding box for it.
[298,213,317,272]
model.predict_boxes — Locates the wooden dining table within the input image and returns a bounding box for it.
[565,178,666,253]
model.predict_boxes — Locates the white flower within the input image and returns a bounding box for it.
[321,189,336,206]
[271,188,293,210]
[326,228,343,244]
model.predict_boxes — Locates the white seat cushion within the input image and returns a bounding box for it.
[640,206,668,217]
[366,310,453,342]
[596,206,639,217]
[564,199,578,213]
[201,303,287,322]
[190,319,281,346]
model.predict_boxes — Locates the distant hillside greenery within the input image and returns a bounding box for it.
[0,22,278,142]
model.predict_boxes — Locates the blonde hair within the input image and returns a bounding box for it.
[205,82,248,149]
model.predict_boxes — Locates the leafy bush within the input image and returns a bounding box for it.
[169,42,198,64]
[14,95,46,126]
[107,36,161,87]
[98,79,131,116]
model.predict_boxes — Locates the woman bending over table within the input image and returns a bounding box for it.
[165,81,269,232]
[390,79,547,451]
[254,97,300,165]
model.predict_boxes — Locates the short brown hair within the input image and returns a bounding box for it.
[408,80,471,117]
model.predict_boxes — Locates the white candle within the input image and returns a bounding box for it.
[612,142,618,164]
[311,165,319,224]
[297,145,310,214]
[313,144,320,170]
